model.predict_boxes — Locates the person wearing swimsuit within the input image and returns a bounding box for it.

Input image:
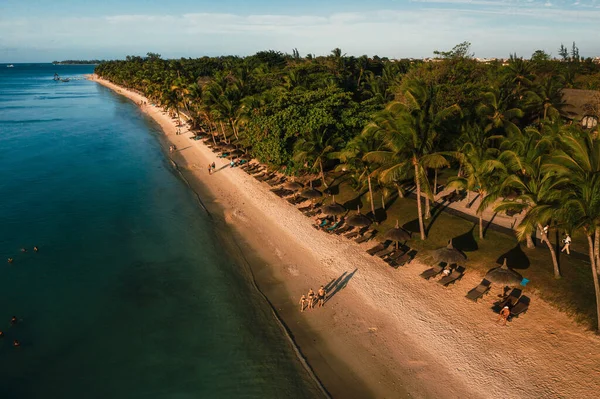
[307,289,315,310]
[299,294,307,312]
[317,286,326,307]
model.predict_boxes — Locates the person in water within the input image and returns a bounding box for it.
[299,294,307,312]
[0,331,4,338]
[13,340,20,347]
[20,248,27,253]
[317,286,327,307]
[307,289,315,310]
[10,316,18,325]
[33,246,39,252]
[8,258,13,264]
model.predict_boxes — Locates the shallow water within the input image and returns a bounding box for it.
[0,64,322,398]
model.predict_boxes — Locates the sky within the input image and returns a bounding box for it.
[0,0,599,62]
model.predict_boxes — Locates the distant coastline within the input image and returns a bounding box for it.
[52,60,103,65]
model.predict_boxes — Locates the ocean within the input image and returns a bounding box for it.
[0,64,322,398]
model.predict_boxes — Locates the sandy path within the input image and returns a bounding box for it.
[91,76,600,399]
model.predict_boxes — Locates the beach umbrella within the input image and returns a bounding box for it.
[284,181,304,191]
[485,259,523,286]
[300,187,323,199]
[346,206,371,227]
[321,196,346,218]
[431,239,467,265]
[384,220,411,248]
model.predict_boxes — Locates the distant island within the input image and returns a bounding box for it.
[52,60,104,65]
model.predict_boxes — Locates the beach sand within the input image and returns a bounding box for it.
[91,75,600,399]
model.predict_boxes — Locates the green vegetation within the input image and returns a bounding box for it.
[95,44,600,330]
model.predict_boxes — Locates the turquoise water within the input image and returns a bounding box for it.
[0,64,322,398]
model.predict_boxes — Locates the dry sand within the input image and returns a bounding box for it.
[91,75,600,399]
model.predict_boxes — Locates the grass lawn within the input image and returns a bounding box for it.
[325,173,598,329]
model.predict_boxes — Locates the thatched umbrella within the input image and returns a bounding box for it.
[321,196,346,219]
[347,206,371,227]
[284,181,304,191]
[485,258,523,286]
[384,220,411,248]
[431,239,467,265]
[300,187,323,199]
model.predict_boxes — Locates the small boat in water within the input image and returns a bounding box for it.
[7,64,14,68]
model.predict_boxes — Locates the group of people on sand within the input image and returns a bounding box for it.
[207,162,216,175]
[7,246,38,264]
[169,145,177,153]
[299,286,327,312]
[0,316,22,347]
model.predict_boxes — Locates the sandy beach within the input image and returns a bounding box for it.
[91,75,600,399]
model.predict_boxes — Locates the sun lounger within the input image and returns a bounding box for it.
[465,279,492,302]
[420,263,444,280]
[303,209,321,217]
[388,252,413,268]
[498,288,522,310]
[273,189,294,198]
[366,240,392,255]
[344,226,366,239]
[333,225,353,235]
[438,266,466,286]
[267,177,285,186]
[375,247,395,258]
[509,296,530,319]
[355,229,377,243]
[287,196,305,205]
[298,205,312,212]
[384,250,406,262]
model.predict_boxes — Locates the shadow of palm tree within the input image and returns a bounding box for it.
[324,184,340,196]
[426,201,450,235]
[495,244,531,270]
[367,208,387,223]
[452,225,479,252]
[343,192,367,210]
[324,269,358,303]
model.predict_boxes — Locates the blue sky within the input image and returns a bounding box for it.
[1,0,599,62]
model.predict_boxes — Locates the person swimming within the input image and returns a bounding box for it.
[20,248,27,253]
[0,331,4,338]
[13,340,20,347]
[8,258,13,263]
[10,316,18,325]
[33,246,39,252]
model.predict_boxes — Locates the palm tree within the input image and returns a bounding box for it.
[477,88,524,137]
[493,130,566,279]
[549,131,600,329]
[363,79,460,240]
[448,124,506,239]
[293,129,341,189]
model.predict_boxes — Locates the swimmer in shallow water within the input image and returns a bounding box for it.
[8,258,13,263]
[13,340,20,347]
[0,331,4,338]
[10,316,18,325]
[33,246,39,252]
[20,248,27,253]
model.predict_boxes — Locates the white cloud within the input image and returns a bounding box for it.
[0,7,598,62]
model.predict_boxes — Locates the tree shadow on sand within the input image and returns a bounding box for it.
[495,244,531,270]
[324,269,358,304]
[403,218,421,234]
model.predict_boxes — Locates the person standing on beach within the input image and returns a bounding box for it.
[307,289,315,310]
[561,233,572,254]
[317,286,326,307]
[496,306,510,326]
[299,294,307,312]
[208,164,212,175]
[211,162,216,171]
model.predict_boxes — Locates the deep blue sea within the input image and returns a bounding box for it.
[0,64,321,398]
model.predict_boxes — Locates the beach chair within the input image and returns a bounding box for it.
[326,220,344,233]
[438,266,466,287]
[509,296,530,319]
[355,229,377,243]
[375,247,395,258]
[333,225,353,235]
[465,279,492,302]
[287,196,305,205]
[298,205,312,212]
[420,263,445,280]
[303,208,322,217]
[366,240,392,255]
[389,252,413,268]
[498,288,522,310]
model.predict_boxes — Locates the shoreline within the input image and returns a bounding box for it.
[91,75,600,399]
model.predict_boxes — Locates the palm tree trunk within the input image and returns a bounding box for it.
[219,121,228,143]
[425,196,431,219]
[586,233,600,332]
[229,118,239,140]
[414,162,426,240]
[538,222,561,279]
[368,175,375,218]
[433,168,438,196]
[526,235,535,249]
[381,194,385,210]
[397,185,404,199]
[479,215,484,240]
[319,158,328,188]
[595,228,600,277]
